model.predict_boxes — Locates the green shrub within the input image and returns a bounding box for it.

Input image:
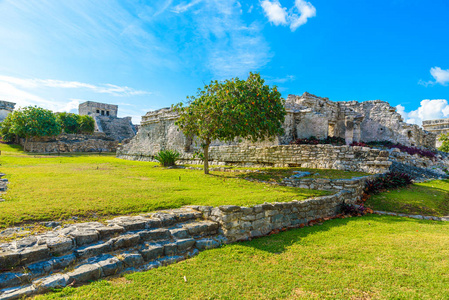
[365,172,413,194]
[154,150,181,167]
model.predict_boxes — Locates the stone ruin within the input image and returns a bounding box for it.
[79,101,137,142]
[0,101,15,123]
[422,119,449,148]
[117,92,443,175]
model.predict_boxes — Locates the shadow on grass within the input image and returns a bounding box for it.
[238,214,449,254]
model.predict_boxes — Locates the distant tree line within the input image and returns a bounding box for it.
[0,106,95,143]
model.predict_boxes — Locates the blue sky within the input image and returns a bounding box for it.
[0,0,448,125]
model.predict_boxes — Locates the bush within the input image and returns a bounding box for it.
[341,201,367,216]
[154,150,181,167]
[290,136,346,146]
[365,172,413,194]
[363,140,436,160]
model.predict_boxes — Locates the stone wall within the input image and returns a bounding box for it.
[20,133,118,153]
[118,144,392,174]
[198,190,355,242]
[281,175,378,201]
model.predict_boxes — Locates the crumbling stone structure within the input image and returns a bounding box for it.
[422,119,449,148]
[117,92,436,173]
[78,101,137,142]
[0,100,15,123]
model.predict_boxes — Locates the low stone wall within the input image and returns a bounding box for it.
[118,144,391,174]
[281,175,378,201]
[20,134,119,153]
[196,191,354,242]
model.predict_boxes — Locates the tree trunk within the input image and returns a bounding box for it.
[203,141,211,174]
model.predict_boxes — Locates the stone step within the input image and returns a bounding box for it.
[0,235,226,300]
[0,213,222,298]
[0,208,206,269]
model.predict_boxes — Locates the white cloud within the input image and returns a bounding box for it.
[261,0,288,25]
[396,99,449,125]
[419,66,449,86]
[430,67,449,85]
[0,75,150,119]
[260,0,316,31]
[0,75,150,97]
[290,0,316,31]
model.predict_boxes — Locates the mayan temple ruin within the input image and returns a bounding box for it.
[118,92,435,157]
[79,101,137,142]
[115,92,449,179]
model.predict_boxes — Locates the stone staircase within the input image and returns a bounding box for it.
[0,208,225,300]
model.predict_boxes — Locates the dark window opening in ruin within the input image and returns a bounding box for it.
[96,110,100,113]
[106,111,110,116]
[101,110,105,115]
[408,131,412,138]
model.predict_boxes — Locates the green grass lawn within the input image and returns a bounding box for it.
[366,180,449,216]
[0,144,339,228]
[36,215,449,300]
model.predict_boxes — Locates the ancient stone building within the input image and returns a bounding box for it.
[119,92,434,158]
[422,119,449,148]
[0,100,15,122]
[78,101,137,142]
[286,93,435,147]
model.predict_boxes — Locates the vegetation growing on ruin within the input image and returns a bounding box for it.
[0,143,327,228]
[36,215,449,300]
[174,72,286,174]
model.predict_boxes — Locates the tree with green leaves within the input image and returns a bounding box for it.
[78,115,95,134]
[55,112,95,134]
[0,106,61,146]
[56,112,80,134]
[174,72,286,174]
[438,133,449,152]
